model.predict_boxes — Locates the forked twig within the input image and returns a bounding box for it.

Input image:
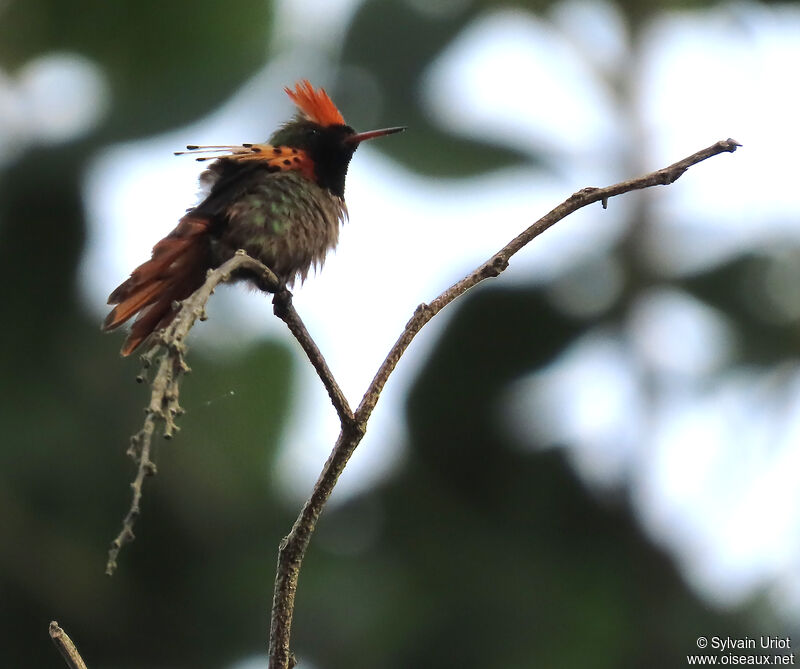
[106,249,358,574]
[102,138,740,666]
[267,138,741,668]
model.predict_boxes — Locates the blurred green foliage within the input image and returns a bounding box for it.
[0,0,272,137]
[0,0,793,667]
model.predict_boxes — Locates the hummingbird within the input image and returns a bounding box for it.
[103,80,404,355]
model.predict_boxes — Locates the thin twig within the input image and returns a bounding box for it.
[267,137,741,668]
[356,137,741,419]
[49,621,89,669]
[272,290,354,426]
[106,251,279,575]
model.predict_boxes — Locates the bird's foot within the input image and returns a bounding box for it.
[272,281,292,317]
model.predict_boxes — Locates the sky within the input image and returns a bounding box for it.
[3,0,796,632]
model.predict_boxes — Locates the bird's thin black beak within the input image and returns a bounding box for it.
[347,126,406,144]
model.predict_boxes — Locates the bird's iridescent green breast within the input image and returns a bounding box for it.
[212,170,346,284]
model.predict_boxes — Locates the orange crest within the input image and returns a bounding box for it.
[285,80,345,127]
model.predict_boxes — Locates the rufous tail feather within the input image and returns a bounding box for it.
[103,215,212,356]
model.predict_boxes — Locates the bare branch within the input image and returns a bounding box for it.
[267,137,741,668]
[104,137,739,664]
[356,137,741,420]
[106,251,280,575]
[272,290,354,426]
[49,622,88,669]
